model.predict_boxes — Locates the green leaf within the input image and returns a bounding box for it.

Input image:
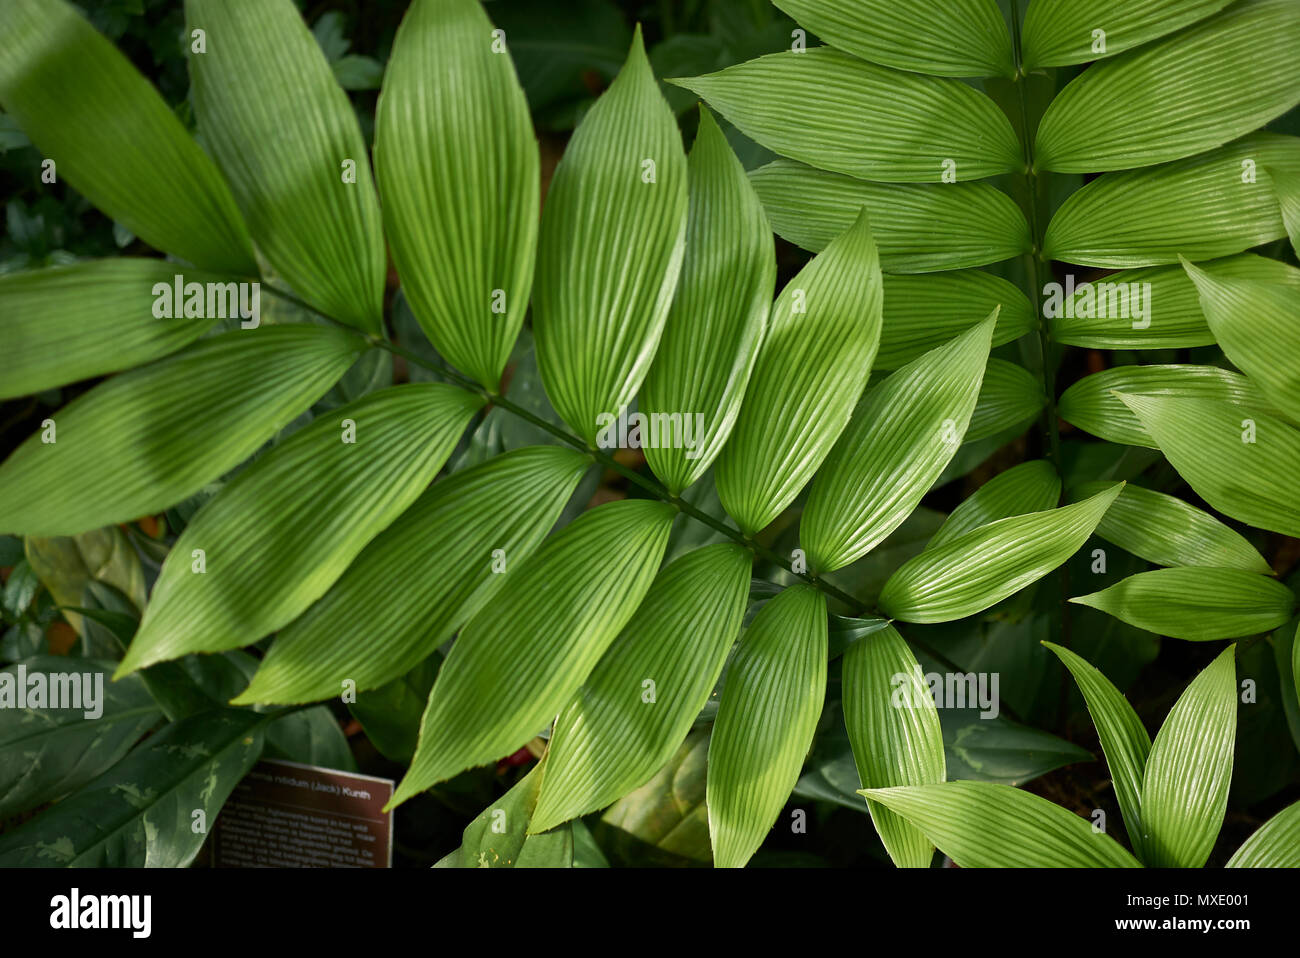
[1070,481,1271,573]
[24,529,146,637]
[347,654,441,763]
[1047,253,1300,349]
[842,626,945,868]
[802,315,995,573]
[878,271,1033,369]
[1023,0,1234,69]
[447,763,572,868]
[0,0,254,274]
[237,445,590,704]
[375,0,538,389]
[0,708,266,867]
[186,0,386,332]
[1226,800,1300,867]
[533,28,688,443]
[1119,394,1300,538]
[640,108,774,494]
[264,705,356,772]
[672,49,1021,183]
[532,542,751,832]
[928,460,1061,550]
[965,358,1046,443]
[708,583,826,868]
[939,708,1093,786]
[749,160,1031,268]
[1264,164,1300,258]
[1043,643,1151,859]
[879,484,1123,623]
[1059,364,1275,448]
[1035,0,1300,173]
[1071,568,1295,641]
[0,326,363,537]
[118,383,483,674]
[772,0,1013,78]
[0,657,160,817]
[1183,256,1300,423]
[715,209,882,535]
[862,781,1142,867]
[393,498,675,805]
[1140,644,1237,867]
[1043,133,1300,267]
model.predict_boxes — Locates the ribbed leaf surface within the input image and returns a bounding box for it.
[879,271,1033,369]
[966,358,1046,443]
[1267,164,1300,257]
[708,584,827,868]
[118,384,483,674]
[928,460,1060,550]
[1023,0,1233,69]
[0,326,362,537]
[1226,800,1300,867]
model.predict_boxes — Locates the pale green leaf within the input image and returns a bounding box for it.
[1023,0,1234,69]
[927,460,1061,550]
[879,271,1034,369]
[965,358,1046,443]
[1227,800,1300,867]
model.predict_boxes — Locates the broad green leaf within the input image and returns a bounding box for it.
[879,484,1123,623]
[118,384,483,674]
[1043,643,1151,858]
[0,657,160,817]
[24,529,146,637]
[928,460,1061,550]
[443,763,572,868]
[939,708,1093,786]
[671,49,1021,183]
[375,0,538,389]
[186,0,386,332]
[1047,253,1300,349]
[1071,568,1295,641]
[264,705,356,772]
[862,781,1142,867]
[1043,134,1300,267]
[237,446,590,704]
[1119,394,1300,538]
[708,583,827,868]
[0,0,254,274]
[1023,0,1233,69]
[0,326,363,537]
[0,260,238,400]
[750,160,1031,268]
[842,626,945,868]
[1060,364,1275,448]
[641,108,774,494]
[393,499,675,806]
[965,358,1046,443]
[1265,164,1300,257]
[1183,256,1300,423]
[1070,481,1271,573]
[1140,644,1237,867]
[533,29,688,443]
[715,210,882,535]
[878,271,1034,369]
[347,654,441,763]
[773,0,1013,78]
[532,543,751,832]
[802,316,995,573]
[0,708,266,867]
[1226,800,1300,867]
[1035,0,1300,173]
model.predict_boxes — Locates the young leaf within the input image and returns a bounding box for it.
[843,626,945,868]
[879,484,1123,623]
[1035,0,1300,173]
[708,584,827,868]
[1023,0,1233,69]
[1140,644,1237,867]
[186,0,386,332]
[802,315,995,573]
[1119,394,1300,538]
[749,160,1031,268]
[862,781,1141,867]
[118,384,483,675]
[0,0,255,274]
[1226,800,1300,867]
[1069,481,1271,573]
[393,499,676,806]
[237,446,591,704]
[715,209,882,535]
[671,48,1021,183]
[1071,568,1295,641]
[532,543,752,833]
[927,460,1061,550]
[533,28,688,443]
[640,107,774,494]
[878,271,1034,369]
[0,327,363,537]
[375,0,538,389]
[965,358,1046,443]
